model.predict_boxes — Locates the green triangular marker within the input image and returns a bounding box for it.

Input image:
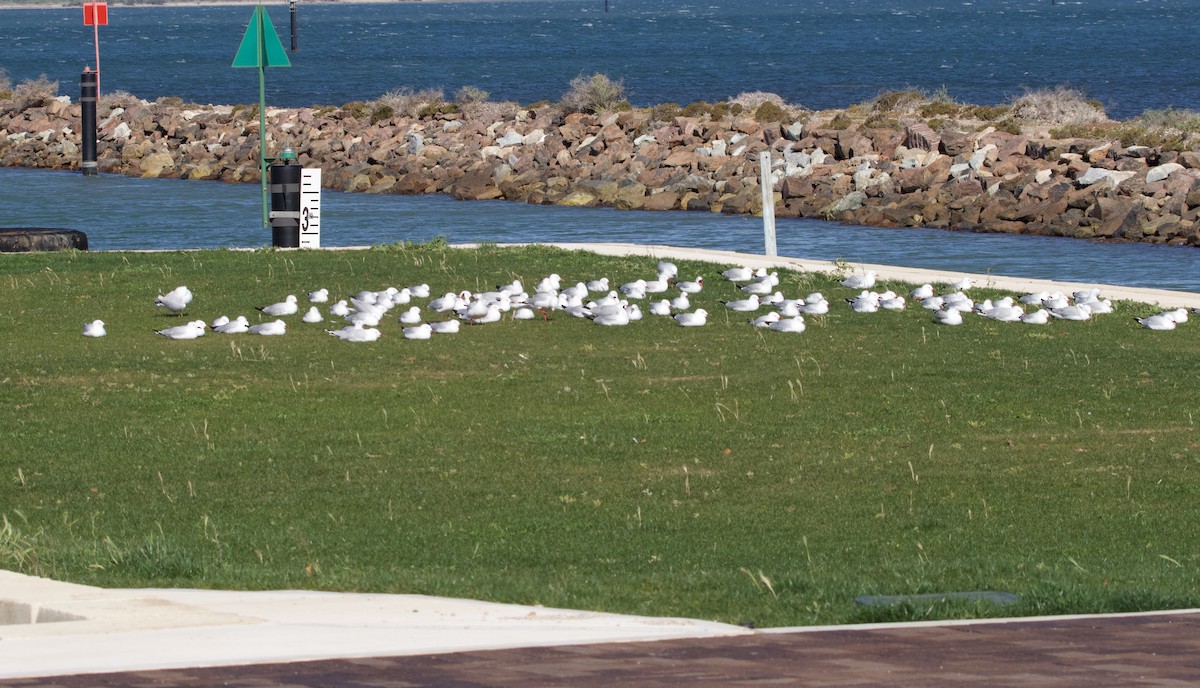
[232,6,291,68]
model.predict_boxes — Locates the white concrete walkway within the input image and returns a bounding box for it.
[0,570,751,679]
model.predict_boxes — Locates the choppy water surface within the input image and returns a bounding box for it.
[3,167,1197,292]
[3,0,1198,119]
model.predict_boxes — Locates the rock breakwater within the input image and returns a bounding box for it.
[3,94,1199,247]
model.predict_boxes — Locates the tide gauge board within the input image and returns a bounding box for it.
[300,168,321,248]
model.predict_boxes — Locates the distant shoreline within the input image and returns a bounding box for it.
[0,0,517,10]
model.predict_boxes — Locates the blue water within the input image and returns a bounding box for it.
[3,167,1197,291]
[3,0,1199,120]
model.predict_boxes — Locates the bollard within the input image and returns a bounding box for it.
[269,148,301,247]
[80,70,98,176]
[289,0,297,51]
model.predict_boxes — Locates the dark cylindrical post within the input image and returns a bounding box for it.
[80,70,98,176]
[269,149,301,247]
[290,0,298,51]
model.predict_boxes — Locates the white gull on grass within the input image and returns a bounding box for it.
[258,295,299,317]
[82,320,106,337]
[157,320,206,340]
[249,320,287,336]
[674,309,709,327]
[155,286,193,314]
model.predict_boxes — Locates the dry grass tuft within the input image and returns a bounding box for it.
[1009,86,1107,126]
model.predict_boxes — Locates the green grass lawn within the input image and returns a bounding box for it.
[1,243,1197,627]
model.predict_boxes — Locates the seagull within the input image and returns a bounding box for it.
[1051,304,1092,321]
[1136,313,1177,330]
[536,274,562,293]
[408,284,431,299]
[593,309,631,326]
[403,323,434,340]
[649,300,672,316]
[345,310,382,328]
[329,300,351,317]
[249,319,287,336]
[983,305,1024,322]
[1020,309,1050,325]
[155,286,192,314]
[302,307,323,323]
[949,277,974,291]
[214,316,250,334]
[307,288,329,303]
[671,292,691,311]
[1165,308,1189,324]
[585,277,610,292]
[676,276,704,294]
[328,325,382,342]
[513,307,537,320]
[643,276,670,294]
[767,316,806,333]
[741,280,774,295]
[497,280,525,296]
[721,266,754,282]
[848,292,880,313]
[258,295,299,317]
[723,295,760,312]
[802,294,830,315]
[210,315,230,329]
[934,308,963,325]
[82,319,106,337]
[620,280,647,298]
[841,270,876,289]
[429,320,461,334]
[657,261,679,279]
[777,299,803,317]
[399,306,422,324]
[910,284,934,300]
[674,309,709,327]
[1043,293,1070,310]
[880,295,906,311]
[751,312,782,327]
[157,320,206,339]
[942,293,974,312]
[1020,291,1049,305]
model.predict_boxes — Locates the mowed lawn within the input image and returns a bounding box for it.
[1,243,1197,627]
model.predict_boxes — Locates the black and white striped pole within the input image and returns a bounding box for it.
[80,69,97,176]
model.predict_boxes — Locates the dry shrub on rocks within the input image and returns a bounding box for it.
[376,87,446,118]
[0,67,11,94]
[728,91,785,111]
[461,99,519,123]
[1010,86,1107,126]
[454,85,489,105]
[560,73,628,114]
[870,89,927,116]
[100,90,141,108]
[3,75,58,113]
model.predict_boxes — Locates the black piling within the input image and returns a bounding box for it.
[269,153,302,248]
[80,69,97,176]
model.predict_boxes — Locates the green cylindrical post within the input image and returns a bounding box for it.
[259,62,268,229]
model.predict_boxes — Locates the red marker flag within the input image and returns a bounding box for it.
[83,2,108,27]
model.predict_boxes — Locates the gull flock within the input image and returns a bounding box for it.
[86,263,1196,340]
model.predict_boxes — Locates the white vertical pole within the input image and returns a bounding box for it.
[759,151,777,256]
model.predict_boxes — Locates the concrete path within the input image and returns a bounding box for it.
[3,570,1200,686]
